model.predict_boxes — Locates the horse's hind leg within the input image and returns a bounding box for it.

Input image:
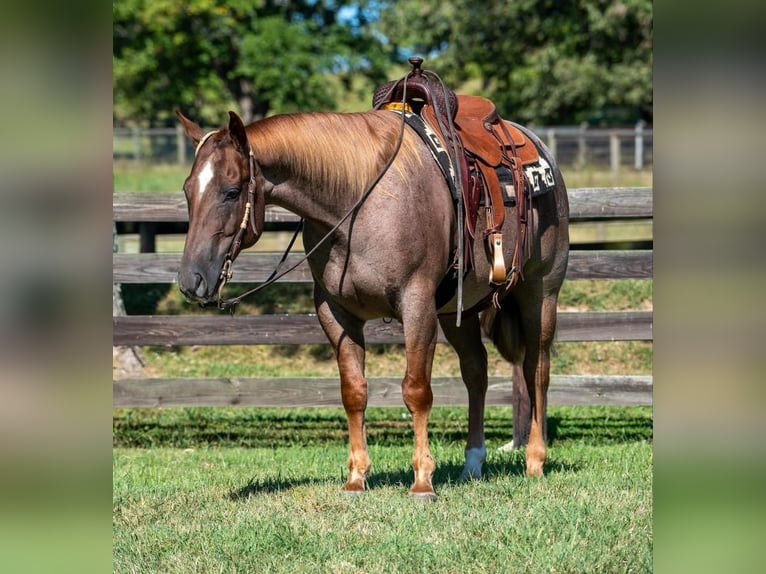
[439,313,488,480]
[483,298,533,450]
[516,289,559,477]
[314,288,370,493]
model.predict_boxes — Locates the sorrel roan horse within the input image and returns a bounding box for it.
[176,98,569,499]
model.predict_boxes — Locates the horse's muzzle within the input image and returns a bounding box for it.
[177,270,216,303]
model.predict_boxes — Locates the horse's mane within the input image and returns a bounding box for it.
[247,111,422,199]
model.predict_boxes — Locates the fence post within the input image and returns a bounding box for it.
[610,131,621,183]
[546,128,557,160]
[176,124,186,166]
[634,120,645,170]
[139,223,157,253]
[577,122,588,169]
[132,127,141,162]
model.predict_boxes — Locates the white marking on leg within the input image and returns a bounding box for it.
[460,445,487,481]
[197,159,214,197]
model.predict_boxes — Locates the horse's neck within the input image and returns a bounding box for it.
[247,112,398,226]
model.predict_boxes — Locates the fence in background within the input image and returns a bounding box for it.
[113,187,653,408]
[114,122,653,172]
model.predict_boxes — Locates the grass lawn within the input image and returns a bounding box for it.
[113,406,652,573]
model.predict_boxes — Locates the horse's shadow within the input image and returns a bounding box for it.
[227,453,578,500]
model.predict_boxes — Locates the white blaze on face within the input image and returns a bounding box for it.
[197,159,215,197]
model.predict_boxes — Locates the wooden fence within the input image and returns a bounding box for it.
[114,123,653,172]
[113,187,653,408]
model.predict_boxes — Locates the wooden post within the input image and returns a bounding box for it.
[176,124,186,166]
[610,131,621,183]
[577,122,588,169]
[546,128,557,160]
[634,120,645,170]
[139,222,157,253]
[113,222,144,377]
[132,127,141,162]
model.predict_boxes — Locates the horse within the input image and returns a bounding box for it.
[175,105,569,500]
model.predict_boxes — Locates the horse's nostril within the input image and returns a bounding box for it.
[179,270,208,300]
[193,273,207,297]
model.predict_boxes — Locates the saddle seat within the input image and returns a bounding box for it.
[451,95,540,167]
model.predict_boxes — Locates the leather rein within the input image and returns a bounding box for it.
[207,76,413,312]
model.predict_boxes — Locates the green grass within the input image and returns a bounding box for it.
[113,162,189,192]
[113,406,652,573]
[113,406,653,449]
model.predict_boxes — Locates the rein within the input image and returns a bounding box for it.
[211,76,412,312]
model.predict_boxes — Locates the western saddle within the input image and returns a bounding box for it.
[373,57,540,290]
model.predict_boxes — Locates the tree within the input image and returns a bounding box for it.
[113,0,389,126]
[376,0,652,125]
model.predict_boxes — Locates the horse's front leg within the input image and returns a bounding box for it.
[401,301,439,500]
[314,289,370,493]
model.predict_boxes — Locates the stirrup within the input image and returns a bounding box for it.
[488,232,506,284]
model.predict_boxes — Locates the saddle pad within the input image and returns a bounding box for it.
[393,110,459,201]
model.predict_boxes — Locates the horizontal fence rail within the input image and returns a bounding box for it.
[114,375,653,408]
[113,250,652,284]
[113,187,653,407]
[113,188,653,222]
[113,311,653,347]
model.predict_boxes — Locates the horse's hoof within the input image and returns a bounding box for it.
[526,464,544,478]
[461,446,486,481]
[459,469,482,482]
[409,491,438,502]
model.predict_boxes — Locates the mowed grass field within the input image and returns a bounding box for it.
[114,164,652,572]
[113,406,653,574]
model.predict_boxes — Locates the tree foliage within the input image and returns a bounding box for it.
[113,0,388,126]
[113,0,652,127]
[376,0,652,125]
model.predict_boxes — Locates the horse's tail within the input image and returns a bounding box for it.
[480,295,524,365]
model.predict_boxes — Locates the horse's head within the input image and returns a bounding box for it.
[175,110,266,304]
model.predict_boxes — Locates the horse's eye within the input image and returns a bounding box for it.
[223,187,241,201]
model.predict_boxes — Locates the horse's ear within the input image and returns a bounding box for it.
[228,111,250,155]
[176,110,204,147]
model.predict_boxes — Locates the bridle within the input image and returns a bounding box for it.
[216,149,260,305]
[190,129,265,309]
